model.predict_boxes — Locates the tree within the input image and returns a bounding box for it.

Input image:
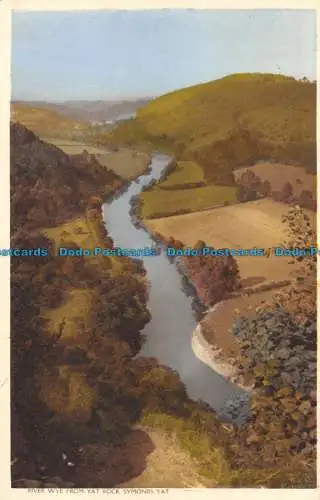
[182,252,241,306]
[299,190,314,210]
[260,180,271,197]
[282,205,316,276]
[236,184,246,202]
[281,182,293,203]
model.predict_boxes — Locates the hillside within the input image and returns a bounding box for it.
[10,123,316,488]
[11,102,94,139]
[12,98,152,124]
[10,122,121,233]
[106,73,316,184]
[10,123,235,488]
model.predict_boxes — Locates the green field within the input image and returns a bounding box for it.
[160,160,205,188]
[140,184,237,218]
[42,138,112,155]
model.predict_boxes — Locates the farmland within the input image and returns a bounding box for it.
[43,138,151,180]
[41,138,112,156]
[234,162,316,198]
[146,198,316,285]
[160,161,205,188]
[140,184,237,219]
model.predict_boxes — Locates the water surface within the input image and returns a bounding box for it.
[104,153,247,412]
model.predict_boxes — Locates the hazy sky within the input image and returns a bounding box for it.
[12,9,316,101]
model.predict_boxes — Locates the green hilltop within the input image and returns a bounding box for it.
[105,73,316,185]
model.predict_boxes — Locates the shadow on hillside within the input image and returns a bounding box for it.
[75,429,155,488]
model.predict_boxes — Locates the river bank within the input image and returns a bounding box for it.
[192,316,254,392]
[126,158,254,395]
[126,158,315,403]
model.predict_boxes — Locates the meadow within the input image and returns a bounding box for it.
[160,160,205,188]
[43,138,151,180]
[140,184,237,219]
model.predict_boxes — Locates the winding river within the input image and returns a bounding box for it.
[103,153,248,416]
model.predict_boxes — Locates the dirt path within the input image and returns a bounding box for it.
[117,427,207,488]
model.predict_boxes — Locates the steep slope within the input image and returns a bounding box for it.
[10,122,121,232]
[106,73,316,184]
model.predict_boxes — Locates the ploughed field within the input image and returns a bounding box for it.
[234,162,316,198]
[146,198,316,286]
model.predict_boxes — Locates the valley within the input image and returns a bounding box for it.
[10,72,317,489]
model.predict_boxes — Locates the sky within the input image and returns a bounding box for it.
[12,9,317,101]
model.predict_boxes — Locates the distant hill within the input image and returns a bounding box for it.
[11,102,92,140]
[12,98,153,124]
[106,73,316,184]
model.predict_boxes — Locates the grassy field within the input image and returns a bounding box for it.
[146,198,316,284]
[41,138,112,156]
[160,160,205,188]
[234,162,316,197]
[43,216,101,249]
[43,138,150,180]
[140,184,237,218]
[97,148,150,179]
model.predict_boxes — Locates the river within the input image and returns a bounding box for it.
[103,153,249,418]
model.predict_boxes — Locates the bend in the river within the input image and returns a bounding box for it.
[103,153,250,421]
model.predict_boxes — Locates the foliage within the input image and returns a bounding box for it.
[181,242,241,306]
[106,73,316,184]
[282,205,317,275]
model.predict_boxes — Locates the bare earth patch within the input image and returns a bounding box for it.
[146,199,316,286]
[201,289,281,358]
[117,427,206,488]
[234,162,316,198]
[73,427,206,488]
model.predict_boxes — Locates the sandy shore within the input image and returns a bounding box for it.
[191,305,255,392]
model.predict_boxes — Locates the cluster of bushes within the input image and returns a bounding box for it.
[179,240,241,306]
[236,168,316,211]
[226,206,317,482]
[236,169,271,201]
